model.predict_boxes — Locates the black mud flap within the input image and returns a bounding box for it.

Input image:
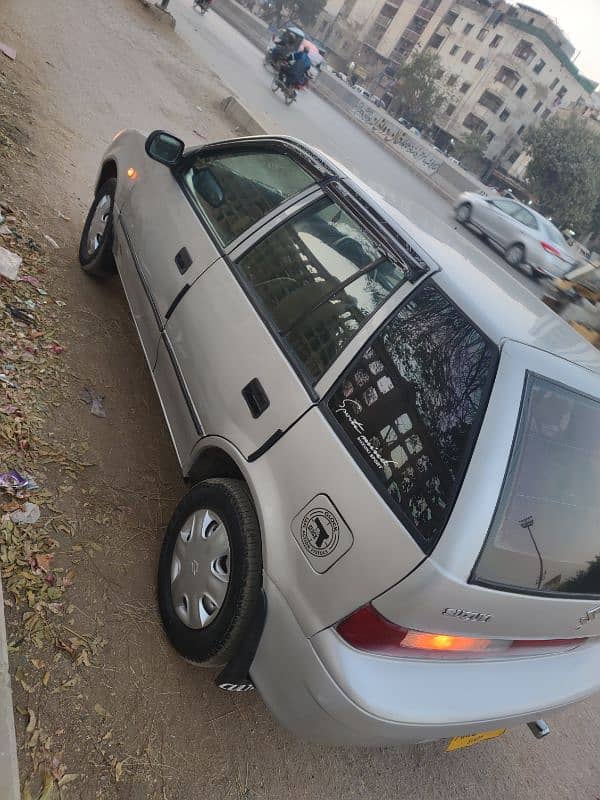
[216,590,266,693]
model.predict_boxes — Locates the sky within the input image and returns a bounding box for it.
[522,0,600,85]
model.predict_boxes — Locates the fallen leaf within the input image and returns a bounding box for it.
[115,760,124,782]
[35,553,53,572]
[57,774,78,788]
[25,708,36,734]
[93,703,110,719]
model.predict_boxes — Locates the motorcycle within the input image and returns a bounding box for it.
[271,74,307,105]
[193,0,211,14]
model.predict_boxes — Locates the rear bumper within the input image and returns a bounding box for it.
[251,576,600,746]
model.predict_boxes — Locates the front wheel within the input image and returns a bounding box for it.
[455,202,472,225]
[285,89,296,105]
[78,178,117,277]
[157,479,262,667]
[271,78,279,93]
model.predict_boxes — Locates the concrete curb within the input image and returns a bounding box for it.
[222,95,269,135]
[310,82,456,204]
[0,576,20,800]
[136,0,176,28]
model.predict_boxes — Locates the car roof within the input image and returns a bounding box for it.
[232,136,600,375]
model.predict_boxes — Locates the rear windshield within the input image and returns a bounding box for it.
[327,282,497,551]
[544,220,568,248]
[473,374,600,598]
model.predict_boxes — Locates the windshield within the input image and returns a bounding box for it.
[473,374,600,598]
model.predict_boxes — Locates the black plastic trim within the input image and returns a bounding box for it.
[216,589,267,692]
[161,333,203,435]
[165,283,190,320]
[247,429,284,462]
[118,217,162,328]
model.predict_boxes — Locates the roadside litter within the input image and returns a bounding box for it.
[6,303,35,325]
[10,502,40,524]
[0,244,22,280]
[0,41,16,60]
[43,234,59,249]
[0,471,30,490]
[80,386,106,418]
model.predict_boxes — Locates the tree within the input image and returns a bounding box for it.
[453,131,488,170]
[387,49,447,130]
[524,114,600,234]
[559,555,600,595]
[290,0,326,27]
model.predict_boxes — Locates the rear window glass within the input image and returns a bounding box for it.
[474,375,600,598]
[236,197,408,381]
[328,283,496,549]
[544,220,568,248]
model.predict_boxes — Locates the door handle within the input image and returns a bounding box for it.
[242,378,270,419]
[175,247,193,274]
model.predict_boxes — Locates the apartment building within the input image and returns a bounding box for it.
[316,0,597,174]
[429,1,597,171]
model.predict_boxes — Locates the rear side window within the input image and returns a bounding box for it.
[473,375,600,598]
[236,197,408,381]
[181,150,314,245]
[327,283,496,550]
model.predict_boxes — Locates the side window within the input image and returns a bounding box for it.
[492,199,519,215]
[513,207,538,229]
[180,150,314,246]
[328,283,497,549]
[236,197,409,381]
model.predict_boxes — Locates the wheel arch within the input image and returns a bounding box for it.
[95,159,118,194]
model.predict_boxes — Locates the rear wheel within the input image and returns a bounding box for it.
[271,78,279,93]
[157,479,262,667]
[505,243,525,269]
[456,203,472,225]
[285,90,296,105]
[79,178,117,278]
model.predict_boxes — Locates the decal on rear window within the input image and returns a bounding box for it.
[328,282,497,550]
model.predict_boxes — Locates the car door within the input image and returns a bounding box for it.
[479,198,521,246]
[163,185,416,468]
[118,141,318,370]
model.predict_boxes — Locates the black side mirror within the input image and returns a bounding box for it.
[145,130,184,166]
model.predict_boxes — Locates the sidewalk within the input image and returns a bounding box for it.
[0,576,19,800]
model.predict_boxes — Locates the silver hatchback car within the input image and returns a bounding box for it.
[455,191,578,278]
[79,131,600,748]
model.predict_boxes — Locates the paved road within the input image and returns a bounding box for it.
[170,0,546,299]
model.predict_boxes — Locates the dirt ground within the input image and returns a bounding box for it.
[1,1,600,799]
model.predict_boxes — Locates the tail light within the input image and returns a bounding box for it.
[541,241,570,261]
[336,605,587,660]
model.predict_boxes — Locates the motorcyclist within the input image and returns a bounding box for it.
[269,29,295,65]
[279,46,312,89]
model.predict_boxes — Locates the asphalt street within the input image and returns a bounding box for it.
[170,0,546,299]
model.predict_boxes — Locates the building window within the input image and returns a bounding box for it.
[445,103,456,116]
[460,81,471,94]
[533,58,546,74]
[495,66,519,89]
[542,108,551,119]
[550,77,559,89]
[557,85,567,99]
[533,100,542,113]
[475,57,486,70]
[478,90,503,113]
[447,74,458,86]
[428,33,444,49]
[517,124,526,135]
[462,50,474,64]
[507,149,521,164]
[444,9,459,26]
[463,113,487,134]
[477,27,489,41]
[486,130,496,143]
[450,44,460,56]
[499,108,511,122]
[463,23,474,34]
[490,34,503,48]
[514,39,536,64]
[516,84,528,98]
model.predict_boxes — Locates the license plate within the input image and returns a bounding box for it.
[446,729,506,751]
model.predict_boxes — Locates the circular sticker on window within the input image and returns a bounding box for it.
[300,508,340,558]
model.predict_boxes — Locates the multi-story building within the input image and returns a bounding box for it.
[315,0,597,173]
[429,2,597,170]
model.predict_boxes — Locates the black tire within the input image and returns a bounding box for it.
[505,242,525,269]
[158,478,262,667]
[79,178,117,277]
[455,202,472,225]
[271,79,279,93]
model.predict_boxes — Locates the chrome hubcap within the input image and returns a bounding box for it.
[507,247,522,266]
[87,194,111,254]
[170,509,230,629]
[457,205,470,222]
